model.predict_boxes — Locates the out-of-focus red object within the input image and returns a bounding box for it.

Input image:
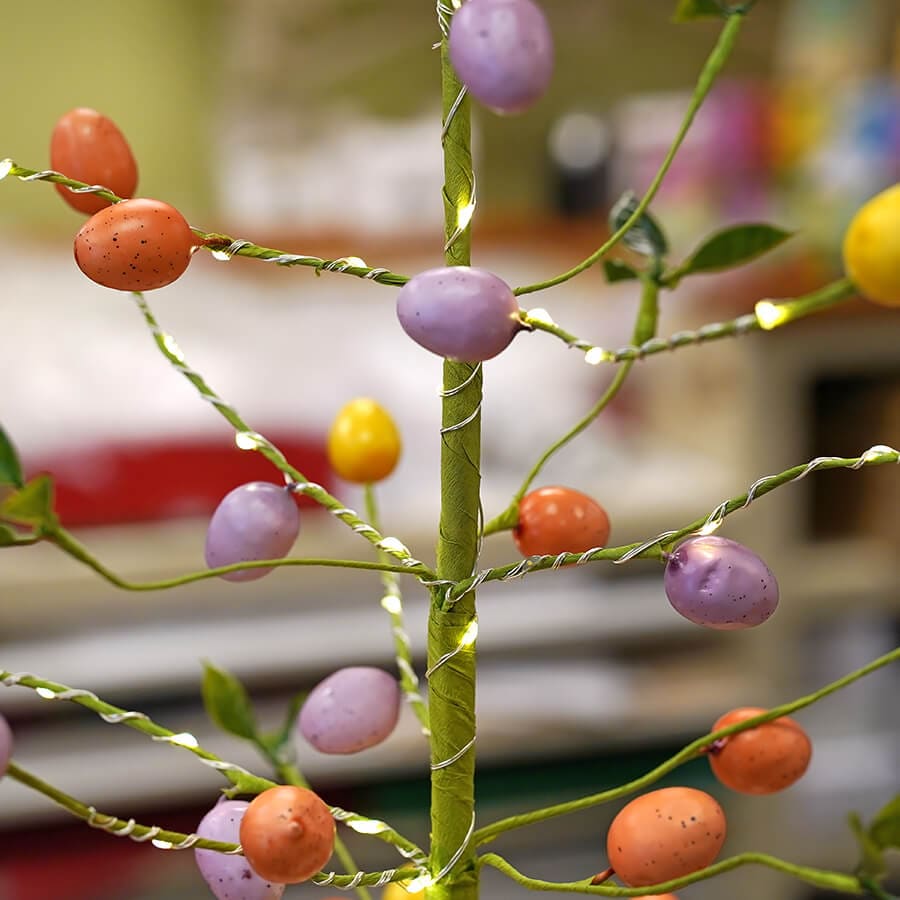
[24,433,332,527]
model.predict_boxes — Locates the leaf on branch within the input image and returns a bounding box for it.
[870,794,900,851]
[603,259,640,283]
[0,425,24,489]
[201,661,258,741]
[0,475,56,527]
[0,524,20,546]
[849,811,886,879]
[609,191,669,262]
[672,223,793,281]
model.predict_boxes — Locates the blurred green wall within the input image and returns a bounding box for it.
[0,0,220,232]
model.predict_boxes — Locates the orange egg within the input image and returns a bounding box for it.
[513,486,610,557]
[708,707,812,795]
[606,787,726,887]
[50,108,138,214]
[239,786,335,884]
[74,198,197,292]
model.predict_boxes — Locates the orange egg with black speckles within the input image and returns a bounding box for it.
[708,707,812,795]
[73,198,197,292]
[606,787,726,888]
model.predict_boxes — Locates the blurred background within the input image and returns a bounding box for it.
[1,0,899,898]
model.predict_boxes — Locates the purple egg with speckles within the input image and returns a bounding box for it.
[664,535,779,630]
[449,0,554,114]
[298,667,401,755]
[205,482,300,582]
[396,266,520,361]
[195,800,285,900]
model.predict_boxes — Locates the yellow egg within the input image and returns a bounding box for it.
[327,398,402,484]
[842,183,900,307]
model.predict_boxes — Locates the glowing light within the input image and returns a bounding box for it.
[161,333,185,363]
[450,0,463,9]
[235,431,263,451]
[460,619,479,648]
[584,347,607,366]
[165,731,200,749]
[698,519,722,537]
[343,256,367,268]
[0,159,12,181]
[210,249,232,261]
[346,818,387,835]
[379,537,407,555]
[754,300,789,331]
[152,839,174,850]
[381,594,403,615]
[456,199,476,232]
[405,874,433,893]
[526,307,555,326]
[36,687,56,699]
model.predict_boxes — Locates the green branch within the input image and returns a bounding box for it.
[0,162,408,287]
[515,11,746,296]
[131,293,433,577]
[8,762,243,853]
[365,484,431,735]
[0,671,275,795]
[456,444,899,597]
[474,646,899,846]
[478,851,864,895]
[45,523,429,591]
[520,277,856,365]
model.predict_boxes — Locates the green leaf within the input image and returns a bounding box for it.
[603,260,639,283]
[0,524,19,546]
[849,811,886,879]
[0,475,55,527]
[673,0,725,21]
[609,190,669,261]
[674,223,793,280]
[870,794,900,851]
[201,661,257,741]
[0,426,24,489]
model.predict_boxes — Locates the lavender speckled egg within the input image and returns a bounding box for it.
[449,0,554,114]
[663,535,779,630]
[298,667,401,754]
[396,266,520,361]
[195,800,285,900]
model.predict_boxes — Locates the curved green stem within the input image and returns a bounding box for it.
[456,443,900,597]
[473,646,899,846]
[0,671,275,796]
[131,293,432,576]
[484,276,659,535]
[0,163,408,287]
[365,484,431,735]
[478,851,863,895]
[515,12,746,297]
[8,762,243,853]
[46,523,429,591]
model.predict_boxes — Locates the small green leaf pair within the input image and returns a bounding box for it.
[201,661,305,762]
[849,793,900,882]
[604,190,792,287]
[673,0,756,22]
[0,427,56,541]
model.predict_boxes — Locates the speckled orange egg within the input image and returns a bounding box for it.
[51,108,138,214]
[239,786,335,884]
[709,707,812,795]
[513,486,610,558]
[606,787,726,888]
[73,198,196,291]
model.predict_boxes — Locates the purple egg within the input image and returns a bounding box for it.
[449,0,554,114]
[195,800,285,900]
[298,667,401,755]
[204,482,300,582]
[664,535,779,630]
[396,266,520,361]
